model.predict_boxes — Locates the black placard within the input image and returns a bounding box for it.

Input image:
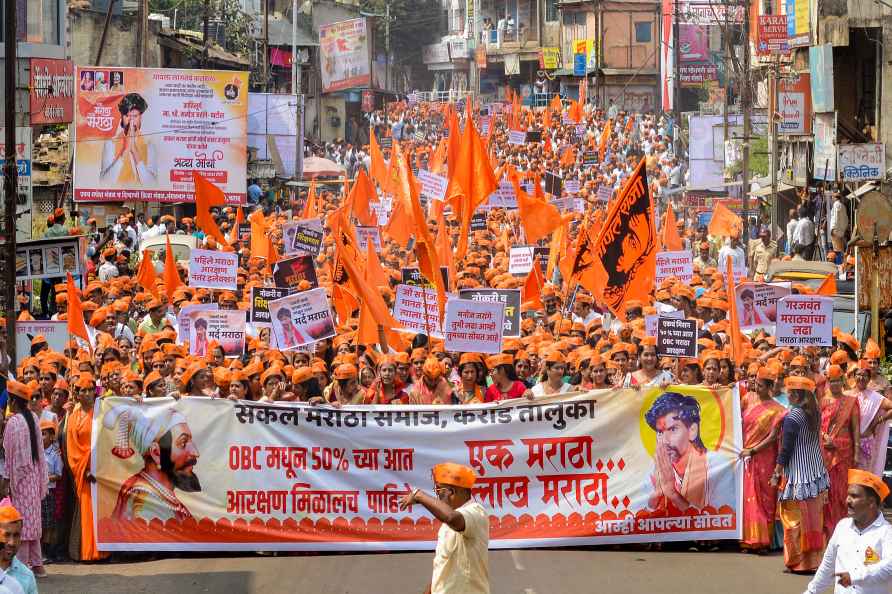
[656,317,699,358]
[459,289,522,337]
[470,212,488,231]
[544,171,563,197]
[401,266,449,289]
[250,286,290,324]
[582,151,598,166]
[525,130,542,143]
[272,255,319,289]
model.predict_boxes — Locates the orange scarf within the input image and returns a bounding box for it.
[65,405,106,561]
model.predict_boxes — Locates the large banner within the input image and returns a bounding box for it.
[92,387,742,551]
[73,67,248,204]
[319,18,371,93]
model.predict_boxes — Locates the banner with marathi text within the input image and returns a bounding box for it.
[92,387,742,551]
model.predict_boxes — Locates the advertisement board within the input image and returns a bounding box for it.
[319,18,371,93]
[30,58,75,124]
[73,67,248,204]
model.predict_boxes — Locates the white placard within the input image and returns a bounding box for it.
[484,180,518,209]
[775,295,833,347]
[509,246,535,275]
[655,251,694,284]
[188,248,238,290]
[443,298,505,354]
[15,321,67,366]
[177,303,219,342]
[416,169,448,202]
[392,284,443,337]
[508,130,526,145]
[645,309,683,337]
[355,226,382,252]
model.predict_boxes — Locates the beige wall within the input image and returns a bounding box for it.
[601,8,658,70]
[69,10,162,68]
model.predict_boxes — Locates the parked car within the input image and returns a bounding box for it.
[764,260,854,295]
[139,234,199,266]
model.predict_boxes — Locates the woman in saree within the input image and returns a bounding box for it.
[849,363,892,476]
[819,364,860,540]
[740,366,786,552]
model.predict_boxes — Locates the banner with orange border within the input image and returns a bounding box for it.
[73,67,247,204]
[92,387,742,551]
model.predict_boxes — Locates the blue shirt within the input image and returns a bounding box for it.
[247,184,262,203]
[2,557,38,594]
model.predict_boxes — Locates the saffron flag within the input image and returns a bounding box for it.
[350,168,378,227]
[523,257,546,310]
[599,119,612,162]
[192,171,229,247]
[163,234,184,303]
[661,207,684,251]
[569,158,656,320]
[134,250,160,298]
[510,169,562,245]
[708,202,743,238]
[302,179,318,219]
[369,130,389,187]
[816,273,837,296]
[65,272,91,347]
[726,257,745,366]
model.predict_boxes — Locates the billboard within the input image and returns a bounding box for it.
[30,59,75,124]
[73,67,248,204]
[319,18,371,93]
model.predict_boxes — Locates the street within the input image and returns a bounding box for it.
[41,547,812,594]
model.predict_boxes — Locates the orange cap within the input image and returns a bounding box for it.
[784,375,816,392]
[432,462,476,489]
[848,468,890,501]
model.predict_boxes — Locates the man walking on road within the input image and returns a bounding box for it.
[400,463,489,594]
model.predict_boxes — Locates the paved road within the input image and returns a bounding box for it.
[40,547,813,594]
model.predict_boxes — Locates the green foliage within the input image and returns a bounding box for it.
[749,135,769,178]
[150,0,254,57]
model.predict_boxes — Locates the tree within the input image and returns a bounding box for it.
[150,0,254,57]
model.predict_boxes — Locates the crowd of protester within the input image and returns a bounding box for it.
[0,93,888,593]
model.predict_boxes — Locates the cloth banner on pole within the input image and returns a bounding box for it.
[92,387,742,551]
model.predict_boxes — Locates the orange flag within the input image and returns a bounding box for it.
[331,283,359,324]
[816,273,837,296]
[65,272,91,347]
[350,168,378,227]
[569,158,655,320]
[560,146,577,168]
[708,201,744,238]
[543,106,553,130]
[435,210,455,292]
[578,80,587,107]
[365,239,389,290]
[228,206,245,244]
[369,130,388,186]
[599,119,612,162]
[383,142,414,248]
[510,169,562,244]
[356,299,379,346]
[444,111,499,261]
[523,257,546,310]
[568,99,583,124]
[445,106,461,177]
[661,207,684,251]
[163,234,184,303]
[248,208,269,260]
[302,179,318,219]
[726,257,744,366]
[549,93,563,113]
[134,249,160,298]
[429,137,448,175]
[192,171,229,247]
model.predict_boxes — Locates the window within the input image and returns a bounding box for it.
[545,0,558,22]
[1,0,60,44]
[634,21,652,43]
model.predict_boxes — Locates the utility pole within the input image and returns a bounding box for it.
[769,54,779,233]
[264,0,270,91]
[203,0,210,67]
[4,0,18,363]
[137,0,148,66]
[672,0,680,120]
[740,0,752,244]
[384,2,391,92]
[292,0,304,180]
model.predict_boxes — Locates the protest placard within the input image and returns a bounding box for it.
[190,310,246,357]
[564,180,580,195]
[655,251,694,284]
[544,171,563,196]
[273,255,319,289]
[484,181,518,209]
[459,288,521,337]
[734,282,790,332]
[401,266,449,289]
[393,284,443,336]
[417,169,448,202]
[656,317,699,358]
[238,223,251,242]
[188,249,238,290]
[597,185,613,202]
[583,151,598,166]
[177,303,218,342]
[525,131,542,143]
[267,287,337,350]
[15,321,68,366]
[645,309,683,337]
[776,295,833,347]
[444,298,505,353]
[470,212,488,231]
[533,247,550,273]
[509,246,535,275]
[250,287,290,325]
[283,218,323,256]
[508,130,526,145]
[355,226,382,252]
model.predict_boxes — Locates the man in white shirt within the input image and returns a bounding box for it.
[829,193,850,254]
[794,206,816,260]
[400,463,489,594]
[804,469,892,594]
[786,208,799,255]
[717,236,746,274]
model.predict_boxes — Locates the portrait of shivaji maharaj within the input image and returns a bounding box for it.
[102,404,201,522]
[642,392,734,513]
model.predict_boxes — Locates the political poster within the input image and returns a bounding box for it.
[188,249,238,290]
[267,287,337,350]
[273,255,319,290]
[29,58,75,124]
[15,321,68,366]
[645,309,683,337]
[417,170,448,202]
[655,251,694,284]
[355,226,382,253]
[319,18,372,93]
[393,284,443,337]
[484,181,518,210]
[656,318,699,358]
[73,67,248,204]
[459,289,521,338]
[443,298,504,354]
[508,130,526,145]
[250,287,291,325]
[283,219,323,256]
[177,303,218,342]
[92,386,742,551]
[509,247,535,275]
[190,310,246,357]
[775,295,833,347]
[401,267,449,290]
[734,282,790,332]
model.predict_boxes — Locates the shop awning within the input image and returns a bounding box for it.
[749,180,795,198]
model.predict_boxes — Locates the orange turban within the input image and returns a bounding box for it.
[485,354,513,369]
[422,357,444,380]
[0,499,22,523]
[784,375,816,392]
[826,364,845,381]
[848,469,890,501]
[432,462,476,489]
